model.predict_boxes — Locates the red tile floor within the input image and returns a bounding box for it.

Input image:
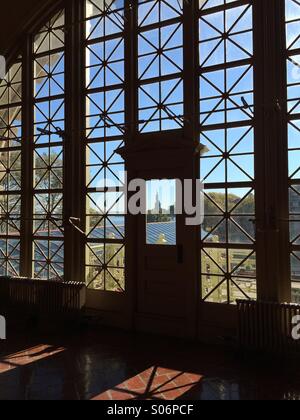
[0,326,300,400]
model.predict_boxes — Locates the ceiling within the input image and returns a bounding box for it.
[0,0,58,58]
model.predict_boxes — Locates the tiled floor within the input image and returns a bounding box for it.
[0,326,300,400]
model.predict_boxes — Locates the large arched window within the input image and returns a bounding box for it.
[199,1,256,304]
[1,0,299,316]
[32,10,65,280]
[85,0,126,292]
[286,0,300,303]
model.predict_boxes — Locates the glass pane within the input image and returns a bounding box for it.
[286,0,300,302]
[146,180,176,245]
[199,1,256,304]
[138,0,183,133]
[32,11,65,280]
[85,0,125,291]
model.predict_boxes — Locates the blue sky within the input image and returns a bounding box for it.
[146,179,176,212]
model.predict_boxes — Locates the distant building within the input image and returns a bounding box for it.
[154,192,162,214]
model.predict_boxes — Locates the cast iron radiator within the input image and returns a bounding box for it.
[237,300,300,354]
[0,276,86,317]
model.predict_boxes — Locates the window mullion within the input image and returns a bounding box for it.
[63,0,85,282]
[258,0,290,302]
[124,0,138,316]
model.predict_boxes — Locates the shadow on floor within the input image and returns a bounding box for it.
[1,326,300,400]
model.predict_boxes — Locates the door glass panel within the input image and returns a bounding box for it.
[199,0,257,304]
[286,0,300,303]
[146,179,176,246]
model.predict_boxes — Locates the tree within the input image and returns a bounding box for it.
[0,148,64,236]
[202,192,255,243]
